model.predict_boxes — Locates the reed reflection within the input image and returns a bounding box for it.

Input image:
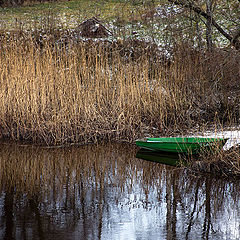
[0,142,239,240]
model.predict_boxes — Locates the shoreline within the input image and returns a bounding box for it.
[0,130,239,178]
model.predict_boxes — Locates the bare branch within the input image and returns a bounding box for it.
[168,0,240,49]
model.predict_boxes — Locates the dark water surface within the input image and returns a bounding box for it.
[0,142,239,240]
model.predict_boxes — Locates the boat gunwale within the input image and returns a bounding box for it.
[136,137,228,144]
[135,137,229,154]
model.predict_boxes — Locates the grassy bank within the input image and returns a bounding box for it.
[0,0,158,32]
[0,29,239,145]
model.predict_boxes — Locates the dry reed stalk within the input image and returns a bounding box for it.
[0,33,239,145]
[186,146,240,178]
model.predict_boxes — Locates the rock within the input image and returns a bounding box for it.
[77,17,111,38]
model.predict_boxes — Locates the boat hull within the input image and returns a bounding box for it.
[135,137,228,154]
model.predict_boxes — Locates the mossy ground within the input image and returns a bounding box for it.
[0,0,160,30]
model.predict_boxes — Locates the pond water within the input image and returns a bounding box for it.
[0,141,239,240]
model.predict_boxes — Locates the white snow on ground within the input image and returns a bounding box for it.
[192,129,240,150]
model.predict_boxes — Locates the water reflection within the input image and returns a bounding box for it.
[0,141,239,240]
[136,149,181,166]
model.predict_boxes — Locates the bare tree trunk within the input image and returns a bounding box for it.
[195,14,204,49]
[206,0,213,51]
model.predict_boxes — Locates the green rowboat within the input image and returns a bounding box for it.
[135,137,228,154]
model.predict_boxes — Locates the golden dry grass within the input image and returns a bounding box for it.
[0,32,239,145]
[188,146,240,178]
[0,34,184,144]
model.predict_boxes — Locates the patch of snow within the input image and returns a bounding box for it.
[192,129,240,150]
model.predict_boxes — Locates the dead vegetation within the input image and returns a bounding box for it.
[0,28,239,146]
[187,145,240,178]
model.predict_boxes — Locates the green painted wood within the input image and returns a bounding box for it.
[135,137,228,154]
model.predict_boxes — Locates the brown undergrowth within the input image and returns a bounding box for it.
[186,145,240,178]
[0,30,239,145]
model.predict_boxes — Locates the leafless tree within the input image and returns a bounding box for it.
[168,0,240,49]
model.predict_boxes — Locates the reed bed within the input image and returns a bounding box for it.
[0,30,239,145]
[188,146,240,178]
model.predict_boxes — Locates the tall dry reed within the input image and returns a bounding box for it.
[0,32,239,145]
